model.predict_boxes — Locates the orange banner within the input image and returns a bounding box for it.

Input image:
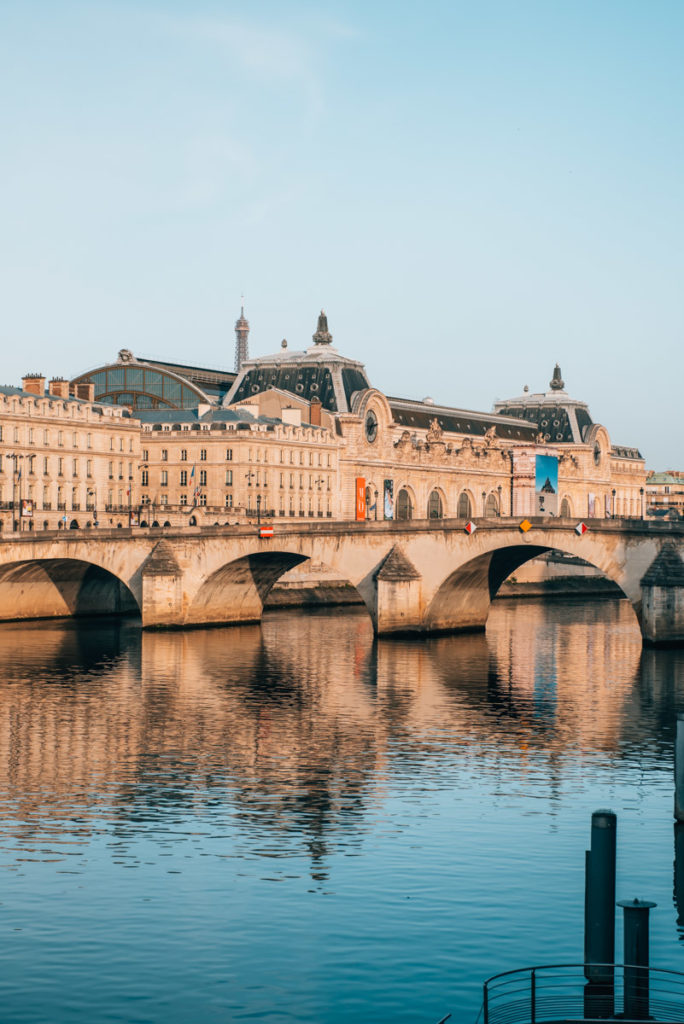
[356,477,366,521]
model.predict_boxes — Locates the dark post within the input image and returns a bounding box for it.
[617,898,656,1020]
[584,809,617,1017]
[256,493,261,525]
[675,714,684,822]
[675,824,684,930]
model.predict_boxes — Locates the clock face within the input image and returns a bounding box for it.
[365,410,378,443]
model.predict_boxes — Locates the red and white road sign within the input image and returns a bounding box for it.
[575,521,588,536]
[464,521,477,535]
[259,526,274,538]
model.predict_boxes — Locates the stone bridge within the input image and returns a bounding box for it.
[0,518,683,644]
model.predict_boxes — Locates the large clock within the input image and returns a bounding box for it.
[365,410,378,443]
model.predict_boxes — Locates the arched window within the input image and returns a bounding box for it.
[485,493,499,517]
[560,497,572,517]
[427,490,443,519]
[396,488,413,521]
[457,492,472,519]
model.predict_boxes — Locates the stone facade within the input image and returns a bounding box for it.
[0,377,140,534]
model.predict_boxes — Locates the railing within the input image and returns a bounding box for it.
[479,963,684,1023]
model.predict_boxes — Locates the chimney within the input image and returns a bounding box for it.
[22,374,46,395]
[309,397,322,427]
[75,383,95,402]
[48,378,70,398]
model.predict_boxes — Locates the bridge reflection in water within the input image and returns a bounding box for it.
[1,598,684,1024]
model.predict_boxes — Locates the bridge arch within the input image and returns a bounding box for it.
[0,557,140,623]
[188,550,375,628]
[425,540,633,635]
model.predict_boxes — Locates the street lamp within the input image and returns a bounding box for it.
[640,486,645,520]
[374,489,378,521]
[497,484,502,517]
[482,490,486,518]
[256,492,262,525]
[612,488,617,518]
[87,487,98,527]
[8,453,24,532]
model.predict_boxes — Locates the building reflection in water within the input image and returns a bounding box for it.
[1,599,683,893]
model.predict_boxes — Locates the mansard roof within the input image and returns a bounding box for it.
[387,396,538,441]
[493,365,594,444]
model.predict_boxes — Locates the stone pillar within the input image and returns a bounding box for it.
[375,545,424,635]
[141,540,184,628]
[640,546,684,646]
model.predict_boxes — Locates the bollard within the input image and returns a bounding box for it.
[675,714,684,822]
[617,898,656,1020]
[584,810,617,1018]
[675,824,684,929]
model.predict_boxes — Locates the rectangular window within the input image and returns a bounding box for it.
[199,470,207,486]
[43,429,49,444]
[108,461,114,479]
[226,449,233,461]
[200,449,207,461]
[225,470,233,486]
[29,428,34,444]
[198,494,207,506]
[180,494,188,506]
[72,459,78,477]
[119,438,124,452]
[161,470,168,486]
[225,493,233,507]
[58,431,64,446]
[160,494,168,506]
[86,460,92,478]
[180,470,187,486]
[141,470,149,486]
[72,432,78,447]
[87,433,92,449]
[43,457,49,475]
[161,449,168,461]
[280,473,284,488]
[142,449,149,461]
[181,449,188,461]
[118,462,123,479]
[58,458,64,476]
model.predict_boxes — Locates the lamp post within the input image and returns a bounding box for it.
[374,489,378,521]
[8,453,24,532]
[245,470,256,518]
[482,490,486,518]
[612,488,617,518]
[640,486,645,520]
[87,487,98,527]
[497,484,502,517]
[256,492,261,525]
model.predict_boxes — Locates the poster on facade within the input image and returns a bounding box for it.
[535,455,558,515]
[20,499,33,518]
[383,479,394,520]
[355,478,366,521]
[129,512,139,527]
[587,493,596,518]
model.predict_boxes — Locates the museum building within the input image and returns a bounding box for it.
[0,309,646,531]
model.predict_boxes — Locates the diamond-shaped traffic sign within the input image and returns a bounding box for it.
[575,521,588,536]
[464,520,477,535]
[519,519,532,533]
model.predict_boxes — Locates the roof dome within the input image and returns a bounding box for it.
[492,364,594,443]
[224,311,371,413]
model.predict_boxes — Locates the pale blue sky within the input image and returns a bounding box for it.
[1,1,682,465]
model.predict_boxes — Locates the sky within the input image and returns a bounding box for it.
[1,0,682,466]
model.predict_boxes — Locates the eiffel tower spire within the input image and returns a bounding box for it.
[235,299,250,371]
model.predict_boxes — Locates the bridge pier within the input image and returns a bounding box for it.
[375,546,425,635]
[640,547,684,647]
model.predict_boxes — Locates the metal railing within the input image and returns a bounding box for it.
[479,963,684,1023]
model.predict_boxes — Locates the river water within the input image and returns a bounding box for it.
[1,597,684,1023]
